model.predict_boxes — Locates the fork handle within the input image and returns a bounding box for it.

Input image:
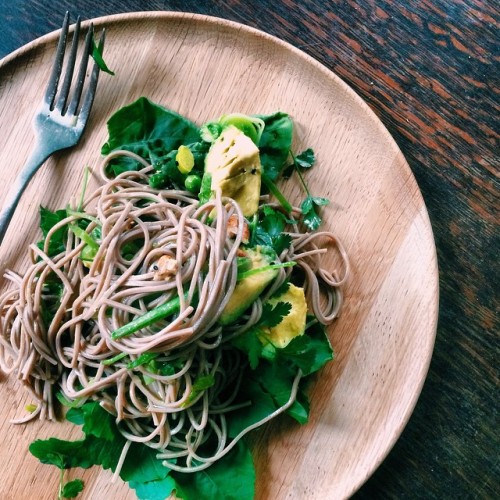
[0,145,50,246]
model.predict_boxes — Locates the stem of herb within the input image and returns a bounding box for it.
[77,167,91,211]
[58,468,64,500]
[66,208,101,225]
[262,173,292,213]
[289,151,311,196]
[68,224,99,251]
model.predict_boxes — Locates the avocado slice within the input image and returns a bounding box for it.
[260,284,307,348]
[205,125,261,216]
[219,246,278,325]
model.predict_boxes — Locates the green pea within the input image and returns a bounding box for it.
[184,174,202,193]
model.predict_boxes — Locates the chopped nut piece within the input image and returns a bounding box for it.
[153,255,178,280]
[227,214,250,244]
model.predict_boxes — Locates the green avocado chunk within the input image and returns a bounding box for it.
[219,247,278,325]
[205,125,262,217]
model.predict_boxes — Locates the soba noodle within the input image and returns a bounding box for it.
[0,150,349,472]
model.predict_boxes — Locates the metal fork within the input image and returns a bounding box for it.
[0,12,104,245]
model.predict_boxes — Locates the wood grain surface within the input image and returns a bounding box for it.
[0,1,498,500]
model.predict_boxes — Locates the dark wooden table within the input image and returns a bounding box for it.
[1,1,498,498]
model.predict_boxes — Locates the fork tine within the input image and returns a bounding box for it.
[55,16,81,114]
[78,28,105,125]
[66,23,94,116]
[44,12,70,108]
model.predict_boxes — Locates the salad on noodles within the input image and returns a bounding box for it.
[0,98,349,500]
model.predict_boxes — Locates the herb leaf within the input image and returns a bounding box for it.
[231,330,263,369]
[259,301,292,328]
[182,374,216,407]
[294,148,315,169]
[172,440,255,500]
[101,97,200,176]
[90,38,114,75]
[38,206,68,256]
[61,479,84,499]
[254,207,292,254]
[254,112,293,180]
[300,195,329,231]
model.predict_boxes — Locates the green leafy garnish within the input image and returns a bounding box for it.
[38,206,68,256]
[182,374,216,407]
[255,112,293,180]
[91,37,114,75]
[254,206,293,254]
[172,441,255,500]
[127,352,159,369]
[294,148,315,169]
[60,479,84,499]
[300,195,329,231]
[259,301,292,328]
[289,149,330,230]
[101,97,200,176]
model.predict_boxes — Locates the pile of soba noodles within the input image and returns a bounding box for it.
[0,109,349,474]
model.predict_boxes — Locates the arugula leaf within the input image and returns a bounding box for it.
[172,440,255,500]
[61,479,84,499]
[228,359,304,435]
[101,97,200,176]
[129,476,176,500]
[38,206,68,256]
[254,112,293,180]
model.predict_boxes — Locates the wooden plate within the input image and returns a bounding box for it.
[0,12,438,500]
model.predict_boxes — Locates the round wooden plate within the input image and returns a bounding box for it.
[0,12,438,500]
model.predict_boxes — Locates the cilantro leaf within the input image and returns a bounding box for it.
[294,148,315,169]
[254,207,292,254]
[259,301,292,328]
[300,195,329,231]
[172,440,255,500]
[278,321,334,375]
[231,329,263,369]
[61,479,84,498]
